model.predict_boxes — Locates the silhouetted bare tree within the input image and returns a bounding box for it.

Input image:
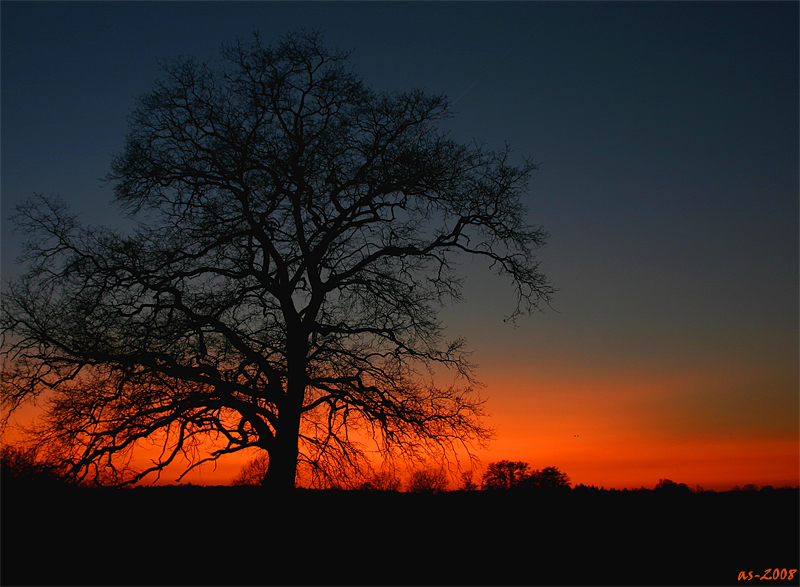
[1,30,553,490]
[231,452,270,486]
[407,468,450,494]
[459,469,479,491]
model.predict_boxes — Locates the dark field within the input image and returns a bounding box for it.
[2,485,798,586]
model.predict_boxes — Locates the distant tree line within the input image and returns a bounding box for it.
[3,446,795,494]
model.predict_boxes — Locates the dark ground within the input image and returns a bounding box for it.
[1,484,798,586]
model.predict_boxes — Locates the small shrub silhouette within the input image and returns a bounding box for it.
[407,468,449,494]
[360,470,401,491]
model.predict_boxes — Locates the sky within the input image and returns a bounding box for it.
[2,1,798,491]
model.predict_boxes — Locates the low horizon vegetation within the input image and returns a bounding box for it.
[2,444,795,494]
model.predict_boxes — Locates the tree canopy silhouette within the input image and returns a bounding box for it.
[482,459,531,490]
[527,465,571,490]
[654,478,692,493]
[482,461,570,490]
[1,30,553,490]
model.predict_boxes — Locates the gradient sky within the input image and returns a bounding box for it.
[2,1,798,491]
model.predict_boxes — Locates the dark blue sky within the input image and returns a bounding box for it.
[2,1,798,488]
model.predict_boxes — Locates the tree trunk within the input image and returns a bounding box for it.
[259,316,309,491]
[261,435,298,491]
[261,365,305,491]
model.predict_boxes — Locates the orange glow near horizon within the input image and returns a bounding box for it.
[467,358,800,491]
[4,357,798,492]
[140,430,798,492]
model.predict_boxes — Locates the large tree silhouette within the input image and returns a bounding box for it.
[482,460,531,490]
[1,30,553,490]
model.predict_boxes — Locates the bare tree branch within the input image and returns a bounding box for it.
[2,29,553,489]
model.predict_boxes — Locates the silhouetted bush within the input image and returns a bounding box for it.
[0,444,74,491]
[231,452,269,486]
[407,468,449,493]
[654,478,692,493]
[359,470,401,491]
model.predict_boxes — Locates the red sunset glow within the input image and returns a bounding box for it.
[2,6,798,587]
[2,2,797,495]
